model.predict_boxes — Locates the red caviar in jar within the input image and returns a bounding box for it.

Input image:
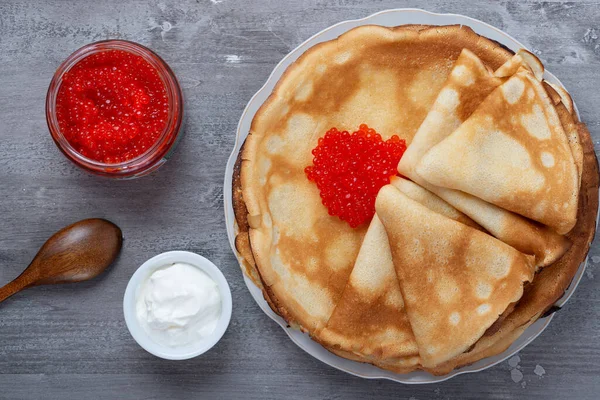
[305,124,407,228]
[55,50,169,164]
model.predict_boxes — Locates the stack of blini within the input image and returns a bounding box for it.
[234,25,599,375]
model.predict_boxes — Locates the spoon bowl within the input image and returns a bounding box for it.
[0,218,122,303]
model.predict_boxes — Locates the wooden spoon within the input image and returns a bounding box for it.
[0,218,123,303]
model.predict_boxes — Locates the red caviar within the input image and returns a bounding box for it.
[56,50,169,164]
[305,124,407,228]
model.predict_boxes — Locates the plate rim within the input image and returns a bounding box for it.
[223,7,591,384]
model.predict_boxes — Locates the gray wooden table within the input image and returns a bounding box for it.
[1,1,599,399]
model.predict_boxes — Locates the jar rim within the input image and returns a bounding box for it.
[46,40,184,177]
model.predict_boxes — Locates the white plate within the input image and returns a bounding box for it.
[223,8,591,384]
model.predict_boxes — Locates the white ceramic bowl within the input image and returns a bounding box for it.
[224,8,597,384]
[123,251,232,360]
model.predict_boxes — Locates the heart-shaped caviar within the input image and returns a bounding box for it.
[305,124,407,228]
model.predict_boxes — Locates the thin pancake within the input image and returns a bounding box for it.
[494,49,544,81]
[327,346,420,374]
[399,48,536,180]
[397,48,502,180]
[426,312,542,375]
[556,102,584,187]
[427,121,599,375]
[318,215,419,363]
[397,51,570,267]
[241,24,513,333]
[422,186,571,270]
[547,81,576,117]
[232,148,263,289]
[376,185,535,367]
[417,70,579,234]
[543,81,583,184]
[320,176,483,367]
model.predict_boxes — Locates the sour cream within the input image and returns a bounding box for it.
[135,262,222,347]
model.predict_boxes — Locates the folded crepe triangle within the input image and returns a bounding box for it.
[320,176,488,370]
[494,49,544,81]
[416,70,579,234]
[398,49,571,266]
[318,214,420,369]
[375,185,535,368]
[399,48,502,180]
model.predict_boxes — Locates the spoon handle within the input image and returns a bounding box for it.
[0,276,31,304]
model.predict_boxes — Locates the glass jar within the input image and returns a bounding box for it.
[46,40,184,178]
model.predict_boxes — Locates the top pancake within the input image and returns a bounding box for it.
[241,25,513,333]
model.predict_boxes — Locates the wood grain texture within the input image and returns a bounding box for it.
[0,0,599,399]
[0,218,122,303]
